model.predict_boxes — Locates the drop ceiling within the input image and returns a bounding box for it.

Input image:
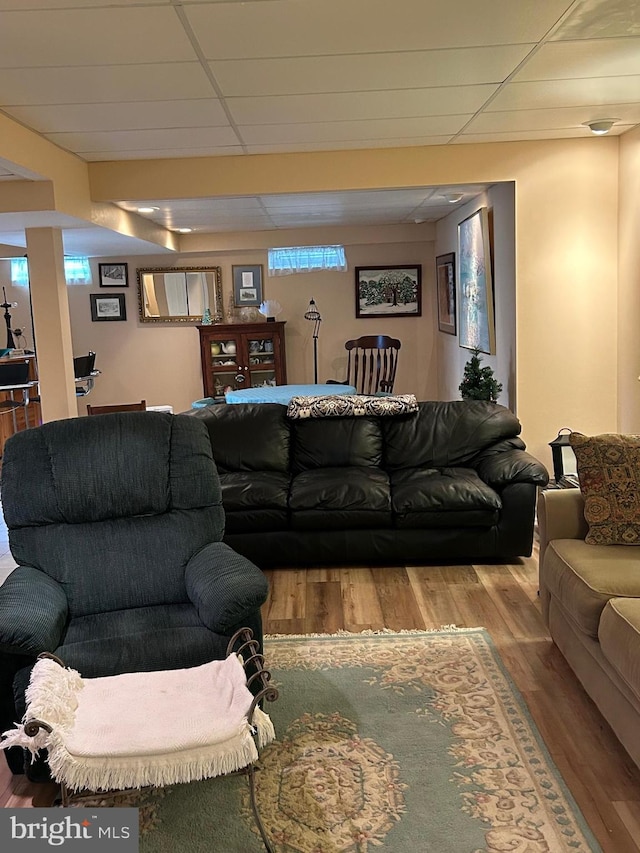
[0,0,638,254]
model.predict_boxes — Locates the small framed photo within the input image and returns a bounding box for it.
[355,265,422,318]
[99,263,129,288]
[90,293,127,322]
[233,265,263,307]
[436,252,456,335]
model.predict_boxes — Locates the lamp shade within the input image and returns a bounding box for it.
[549,428,578,483]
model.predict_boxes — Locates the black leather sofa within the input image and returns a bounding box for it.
[186,400,549,567]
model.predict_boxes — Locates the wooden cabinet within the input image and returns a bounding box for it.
[198,322,287,400]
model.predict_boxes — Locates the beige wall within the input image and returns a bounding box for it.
[435,183,516,408]
[1,128,626,471]
[618,125,640,433]
[69,232,437,414]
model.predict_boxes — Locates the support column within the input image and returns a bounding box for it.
[25,227,77,422]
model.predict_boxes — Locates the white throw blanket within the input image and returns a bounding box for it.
[1,656,275,792]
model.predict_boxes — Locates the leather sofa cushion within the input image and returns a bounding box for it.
[542,539,640,638]
[219,472,290,510]
[224,509,289,534]
[599,598,640,703]
[290,467,391,530]
[219,471,290,534]
[188,404,290,473]
[292,418,383,471]
[391,467,501,528]
[383,400,521,469]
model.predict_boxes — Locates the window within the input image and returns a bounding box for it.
[10,256,93,286]
[268,245,347,276]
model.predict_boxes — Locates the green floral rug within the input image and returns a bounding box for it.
[123,629,601,852]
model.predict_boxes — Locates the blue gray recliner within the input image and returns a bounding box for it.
[0,412,269,777]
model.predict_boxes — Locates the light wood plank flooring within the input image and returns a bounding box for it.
[2,548,640,852]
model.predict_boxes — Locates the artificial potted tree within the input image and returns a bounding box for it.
[459,347,502,402]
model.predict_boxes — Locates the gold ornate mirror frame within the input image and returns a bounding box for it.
[137,266,223,324]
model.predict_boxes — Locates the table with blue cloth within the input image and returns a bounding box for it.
[224,384,357,405]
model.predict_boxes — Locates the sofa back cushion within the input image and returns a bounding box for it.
[383,401,522,469]
[292,418,383,471]
[188,403,290,473]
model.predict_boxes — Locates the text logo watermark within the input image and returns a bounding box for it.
[0,809,138,850]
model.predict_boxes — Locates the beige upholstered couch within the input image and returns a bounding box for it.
[538,487,640,769]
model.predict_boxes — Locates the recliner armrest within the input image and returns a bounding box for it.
[0,566,68,655]
[185,542,269,634]
[473,449,549,489]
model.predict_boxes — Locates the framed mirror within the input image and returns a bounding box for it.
[137,267,223,324]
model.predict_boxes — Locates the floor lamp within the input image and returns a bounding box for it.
[303,298,322,384]
[1,287,16,350]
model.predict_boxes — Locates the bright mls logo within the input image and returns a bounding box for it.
[0,809,138,851]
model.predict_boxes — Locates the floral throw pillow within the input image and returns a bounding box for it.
[570,432,640,545]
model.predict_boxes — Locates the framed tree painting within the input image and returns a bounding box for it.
[435,252,456,335]
[457,208,495,354]
[355,265,422,317]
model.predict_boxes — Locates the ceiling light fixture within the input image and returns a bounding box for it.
[583,119,618,135]
[441,192,464,203]
[176,227,193,233]
[137,206,159,213]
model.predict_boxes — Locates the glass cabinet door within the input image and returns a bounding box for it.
[246,335,277,388]
[208,337,245,395]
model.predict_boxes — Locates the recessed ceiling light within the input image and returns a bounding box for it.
[176,227,193,233]
[137,206,159,213]
[583,119,619,135]
[441,192,464,203]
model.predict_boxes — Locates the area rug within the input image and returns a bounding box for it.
[122,629,600,853]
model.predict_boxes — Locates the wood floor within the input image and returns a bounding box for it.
[2,548,640,852]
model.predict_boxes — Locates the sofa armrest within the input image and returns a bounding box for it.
[474,449,549,489]
[185,542,269,634]
[0,566,68,656]
[537,487,588,570]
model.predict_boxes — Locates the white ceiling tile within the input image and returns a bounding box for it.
[186,0,571,59]
[228,88,494,126]
[552,0,640,40]
[45,127,241,154]
[239,116,469,144]
[243,136,453,154]
[81,147,244,161]
[468,103,640,133]
[513,38,640,82]
[4,100,230,134]
[0,0,168,8]
[0,7,197,67]
[452,127,630,144]
[0,64,214,106]
[486,75,640,111]
[210,45,534,97]
[263,189,434,210]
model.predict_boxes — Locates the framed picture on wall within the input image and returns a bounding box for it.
[98,263,128,288]
[90,293,127,322]
[435,252,456,335]
[232,265,263,307]
[355,265,422,317]
[457,208,495,354]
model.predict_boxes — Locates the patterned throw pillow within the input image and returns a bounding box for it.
[287,393,418,420]
[570,432,640,545]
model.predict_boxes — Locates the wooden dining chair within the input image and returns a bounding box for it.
[86,400,146,415]
[329,335,401,395]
